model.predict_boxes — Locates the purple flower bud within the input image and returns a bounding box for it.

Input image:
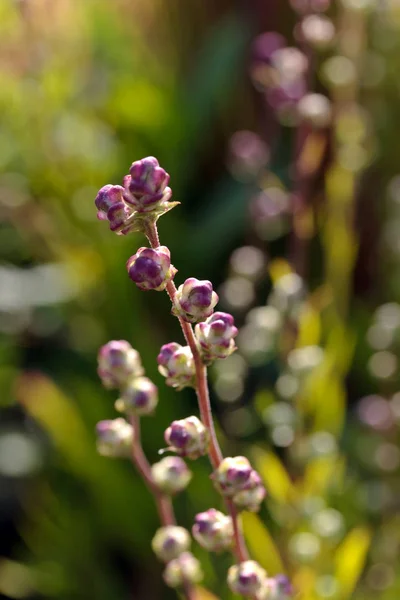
[107,201,132,233]
[192,509,233,552]
[227,560,267,596]
[97,340,144,389]
[233,470,266,512]
[157,343,195,390]
[95,185,124,220]
[164,416,209,460]
[297,93,332,129]
[195,312,238,363]
[96,418,133,458]
[173,278,219,323]
[163,552,203,588]
[116,377,158,416]
[151,526,191,563]
[259,575,293,599]
[151,456,192,494]
[296,15,335,51]
[213,456,253,497]
[122,157,172,213]
[126,246,177,291]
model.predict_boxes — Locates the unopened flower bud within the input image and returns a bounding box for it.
[233,470,266,512]
[227,560,267,597]
[213,456,253,496]
[123,156,172,213]
[195,312,238,363]
[96,418,133,458]
[271,47,308,83]
[95,184,124,221]
[297,93,332,129]
[298,15,335,51]
[97,340,143,389]
[259,575,293,599]
[163,552,203,588]
[165,416,209,459]
[151,526,191,563]
[157,343,195,390]
[151,456,192,494]
[192,509,233,552]
[126,246,177,291]
[116,377,158,416]
[173,278,219,323]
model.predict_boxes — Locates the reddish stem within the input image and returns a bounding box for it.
[146,221,249,564]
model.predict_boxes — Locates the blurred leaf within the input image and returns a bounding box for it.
[242,512,284,575]
[252,447,295,505]
[334,528,371,600]
[193,586,220,600]
[296,305,321,348]
[302,456,345,497]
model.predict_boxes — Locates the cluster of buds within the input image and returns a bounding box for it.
[95,340,159,455]
[157,343,195,390]
[152,527,203,589]
[172,278,219,323]
[195,312,238,364]
[213,456,266,512]
[164,416,209,459]
[126,246,177,291]
[192,509,233,552]
[95,157,178,235]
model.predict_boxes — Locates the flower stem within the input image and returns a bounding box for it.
[145,221,249,564]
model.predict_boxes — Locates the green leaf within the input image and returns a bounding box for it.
[252,447,295,505]
[242,512,284,575]
[334,527,371,600]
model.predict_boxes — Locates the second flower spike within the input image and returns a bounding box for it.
[127,246,177,291]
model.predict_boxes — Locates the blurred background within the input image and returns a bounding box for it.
[1,0,400,598]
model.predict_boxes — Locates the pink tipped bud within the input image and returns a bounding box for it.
[233,470,266,512]
[163,552,203,588]
[116,377,158,416]
[122,156,172,213]
[173,278,219,323]
[97,340,143,389]
[95,185,124,219]
[164,416,209,460]
[151,526,191,563]
[213,456,253,497]
[227,560,268,596]
[192,509,233,552]
[126,246,176,291]
[151,456,192,494]
[195,312,238,363]
[96,418,133,458]
[157,343,195,390]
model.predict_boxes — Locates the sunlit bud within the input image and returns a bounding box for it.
[173,278,219,323]
[157,343,195,390]
[192,508,233,552]
[271,47,308,82]
[233,470,266,512]
[297,93,332,128]
[164,416,209,459]
[96,418,133,458]
[95,185,124,220]
[163,552,203,588]
[151,456,192,494]
[116,377,158,416]
[151,526,191,563]
[126,246,177,291]
[297,15,335,50]
[213,456,253,496]
[259,574,294,599]
[122,156,172,213]
[227,560,268,596]
[97,340,143,389]
[195,312,238,363]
